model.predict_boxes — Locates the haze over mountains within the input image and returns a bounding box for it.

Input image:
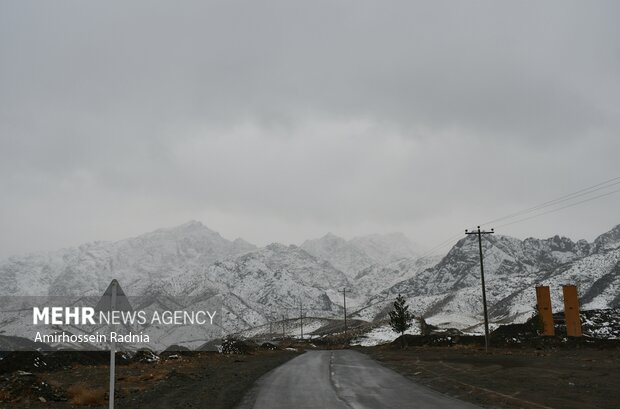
[301,232,420,277]
[1,221,619,335]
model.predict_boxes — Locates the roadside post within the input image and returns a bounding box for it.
[563,285,582,337]
[535,286,555,336]
[109,282,116,409]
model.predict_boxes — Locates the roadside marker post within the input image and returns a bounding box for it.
[563,285,582,337]
[535,286,555,336]
[109,281,117,409]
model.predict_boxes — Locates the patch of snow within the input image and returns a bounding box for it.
[350,323,421,347]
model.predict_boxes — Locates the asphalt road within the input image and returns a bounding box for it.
[238,350,480,409]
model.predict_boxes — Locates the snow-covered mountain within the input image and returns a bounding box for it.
[354,256,441,297]
[1,221,619,343]
[349,233,420,265]
[355,225,620,330]
[0,220,255,297]
[301,232,419,277]
[175,243,351,331]
[301,233,375,277]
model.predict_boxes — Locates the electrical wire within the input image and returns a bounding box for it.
[418,175,620,258]
[480,176,620,227]
[495,186,620,229]
[418,232,464,259]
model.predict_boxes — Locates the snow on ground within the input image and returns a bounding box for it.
[350,323,421,347]
[283,319,326,338]
[425,313,481,331]
[235,317,330,339]
[459,322,501,335]
[582,309,620,339]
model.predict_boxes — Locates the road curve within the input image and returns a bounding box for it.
[238,350,480,409]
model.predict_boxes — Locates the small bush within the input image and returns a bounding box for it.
[221,338,256,354]
[260,342,278,350]
[531,304,544,335]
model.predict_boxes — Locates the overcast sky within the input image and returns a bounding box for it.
[1,1,619,258]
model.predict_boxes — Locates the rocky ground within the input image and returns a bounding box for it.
[0,346,299,408]
[366,340,620,409]
[1,327,619,409]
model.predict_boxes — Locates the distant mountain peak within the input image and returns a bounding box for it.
[233,237,254,246]
[154,220,211,234]
[176,220,210,231]
[1,221,619,337]
[321,232,346,242]
[301,231,419,277]
[349,232,419,264]
[593,223,620,252]
[265,242,292,251]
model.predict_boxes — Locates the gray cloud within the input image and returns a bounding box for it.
[1,1,619,257]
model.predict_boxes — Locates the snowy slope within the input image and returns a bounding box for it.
[354,226,620,330]
[354,256,441,297]
[0,221,256,297]
[1,221,619,343]
[301,232,420,277]
[300,233,375,277]
[169,243,352,332]
[349,233,420,265]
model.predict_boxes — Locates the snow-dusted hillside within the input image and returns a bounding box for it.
[354,256,441,297]
[176,243,352,331]
[354,225,620,329]
[349,233,420,265]
[1,221,619,343]
[300,233,375,277]
[301,232,419,277]
[0,221,255,297]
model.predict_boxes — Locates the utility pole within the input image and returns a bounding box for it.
[338,288,349,334]
[269,309,276,338]
[282,314,286,338]
[465,226,494,352]
[299,299,304,340]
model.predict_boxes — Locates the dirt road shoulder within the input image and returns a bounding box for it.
[365,345,620,409]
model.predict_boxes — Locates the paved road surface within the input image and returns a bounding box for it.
[238,350,480,409]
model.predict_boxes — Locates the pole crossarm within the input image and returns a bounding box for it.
[465,226,494,352]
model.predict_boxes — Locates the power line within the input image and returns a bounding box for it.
[495,186,620,229]
[422,237,464,258]
[418,232,464,259]
[480,176,620,227]
[408,177,619,348]
[418,176,620,260]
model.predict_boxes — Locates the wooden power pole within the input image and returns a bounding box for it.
[300,299,304,340]
[338,288,349,334]
[465,226,494,352]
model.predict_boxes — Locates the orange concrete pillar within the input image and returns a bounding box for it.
[563,285,582,337]
[535,286,555,336]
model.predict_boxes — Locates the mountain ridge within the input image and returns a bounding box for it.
[1,220,618,336]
